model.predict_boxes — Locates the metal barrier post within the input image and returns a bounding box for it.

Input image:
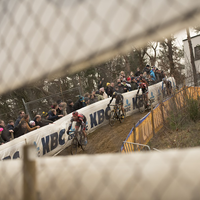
[160,92,165,124]
[151,104,155,136]
[133,123,136,151]
[23,145,37,200]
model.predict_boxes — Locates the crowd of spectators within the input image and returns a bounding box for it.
[0,65,167,145]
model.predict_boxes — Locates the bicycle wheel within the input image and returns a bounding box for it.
[109,110,116,126]
[71,137,78,155]
[80,133,86,151]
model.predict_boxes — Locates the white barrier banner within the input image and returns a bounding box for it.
[0,78,175,160]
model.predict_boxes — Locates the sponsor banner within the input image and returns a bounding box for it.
[0,78,175,160]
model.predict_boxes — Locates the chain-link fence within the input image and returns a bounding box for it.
[1,145,200,200]
[24,87,81,119]
[0,0,200,95]
[1,0,200,199]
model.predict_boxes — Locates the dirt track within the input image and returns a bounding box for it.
[58,112,146,156]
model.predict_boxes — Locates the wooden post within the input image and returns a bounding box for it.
[160,92,165,124]
[23,145,37,200]
[151,104,155,136]
[133,123,136,151]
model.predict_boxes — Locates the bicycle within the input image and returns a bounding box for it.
[136,93,151,113]
[108,104,126,126]
[69,130,87,155]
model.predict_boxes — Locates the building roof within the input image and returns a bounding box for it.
[183,34,200,42]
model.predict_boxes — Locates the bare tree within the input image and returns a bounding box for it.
[145,42,159,66]
[186,28,197,86]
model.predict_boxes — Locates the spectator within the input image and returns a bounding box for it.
[150,68,156,83]
[116,79,124,93]
[73,96,86,111]
[14,110,25,127]
[57,102,67,116]
[51,102,59,110]
[0,119,13,142]
[121,78,129,92]
[84,97,90,105]
[60,102,67,116]
[135,67,141,77]
[20,114,40,133]
[29,120,36,128]
[89,92,98,104]
[84,92,90,98]
[143,65,151,75]
[13,121,27,138]
[130,71,134,78]
[110,82,115,92]
[160,70,166,80]
[95,91,104,101]
[126,77,132,91]
[34,115,51,127]
[0,127,5,145]
[155,68,162,82]
[56,99,62,106]
[119,71,125,79]
[98,78,104,90]
[143,71,148,79]
[67,99,74,114]
[7,120,14,131]
[47,109,63,122]
[99,87,108,99]
[130,77,138,90]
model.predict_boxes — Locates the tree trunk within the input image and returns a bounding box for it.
[167,38,175,76]
[186,28,197,86]
[123,55,131,75]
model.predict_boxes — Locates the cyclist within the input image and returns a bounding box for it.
[67,111,87,144]
[137,77,149,108]
[108,92,125,119]
[162,78,172,96]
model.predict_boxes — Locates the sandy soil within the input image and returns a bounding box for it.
[58,112,146,156]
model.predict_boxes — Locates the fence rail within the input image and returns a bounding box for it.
[122,85,200,152]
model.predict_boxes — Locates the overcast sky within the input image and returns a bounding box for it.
[174,28,198,47]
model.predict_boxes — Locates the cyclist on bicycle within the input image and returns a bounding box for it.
[67,111,87,144]
[162,78,172,96]
[137,77,149,108]
[108,92,125,119]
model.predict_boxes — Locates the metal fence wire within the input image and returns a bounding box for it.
[0,0,200,95]
[24,87,81,119]
[1,0,200,200]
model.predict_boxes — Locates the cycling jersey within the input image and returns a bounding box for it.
[109,92,124,105]
[137,82,148,94]
[69,114,87,131]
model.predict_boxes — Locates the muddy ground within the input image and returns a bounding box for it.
[58,112,146,156]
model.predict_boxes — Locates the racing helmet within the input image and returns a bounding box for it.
[72,111,78,117]
[112,92,117,97]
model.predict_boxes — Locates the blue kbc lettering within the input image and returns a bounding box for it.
[124,99,131,112]
[41,129,66,155]
[150,92,155,103]
[90,109,105,128]
[2,151,20,160]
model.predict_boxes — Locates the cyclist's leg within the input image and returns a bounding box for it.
[114,105,118,116]
[120,97,124,115]
[81,122,87,144]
